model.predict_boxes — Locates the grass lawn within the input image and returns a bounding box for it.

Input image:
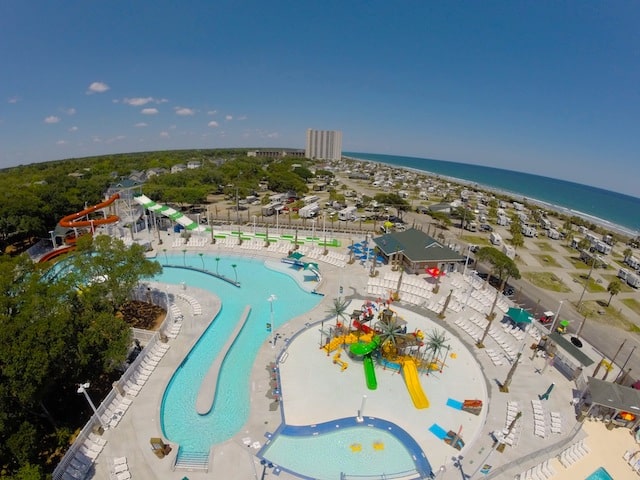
[602,274,634,292]
[570,273,607,293]
[622,298,640,317]
[577,300,640,333]
[460,235,490,247]
[523,271,571,292]
[561,245,576,254]
[569,257,591,269]
[532,254,562,268]
[536,241,556,252]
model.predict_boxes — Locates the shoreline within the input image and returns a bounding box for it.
[344,155,639,239]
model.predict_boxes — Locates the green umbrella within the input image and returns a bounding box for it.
[559,320,570,327]
[507,307,533,324]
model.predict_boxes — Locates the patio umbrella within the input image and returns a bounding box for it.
[559,320,570,327]
[506,307,533,324]
[288,251,305,260]
[425,267,445,280]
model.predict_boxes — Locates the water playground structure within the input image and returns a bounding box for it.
[321,302,446,409]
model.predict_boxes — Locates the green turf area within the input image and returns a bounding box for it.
[523,272,571,292]
[532,254,561,268]
[569,257,591,269]
[535,241,556,252]
[601,274,634,292]
[570,273,606,293]
[579,300,640,332]
[622,298,640,317]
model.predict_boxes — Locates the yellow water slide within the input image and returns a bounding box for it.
[401,359,429,409]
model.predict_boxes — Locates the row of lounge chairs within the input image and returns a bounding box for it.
[123,342,170,397]
[557,439,589,467]
[177,293,202,315]
[532,399,546,438]
[110,456,131,480]
[517,460,555,480]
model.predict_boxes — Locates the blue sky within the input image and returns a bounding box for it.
[1,1,638,197]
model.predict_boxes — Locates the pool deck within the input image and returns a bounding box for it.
[85,231,637,480]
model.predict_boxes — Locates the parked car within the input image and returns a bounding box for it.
[480,224,493,232]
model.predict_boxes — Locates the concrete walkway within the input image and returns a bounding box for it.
[80,228,636,480]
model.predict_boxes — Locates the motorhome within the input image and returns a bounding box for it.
[618,268,630,281]
[547,229,561,240]
[302,195,320,205]
[464,221,478,232]
[521,225,537,238]
[338,206,358,221]
[298,203,320,218]
[261,202,281,217]
[497,215,510,226]
[627,272,640,289]
[625,256,640,270]
[540,218,551,230]
[594,241,612,255]
[490,232,502,246]
[502,244,515,260]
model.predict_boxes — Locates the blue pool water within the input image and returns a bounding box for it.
[263,427,417,479]
[585,467,613,480]
[158,254,322,452]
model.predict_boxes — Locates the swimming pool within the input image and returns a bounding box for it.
[261,418,431,479]
[585,467,613,480]
[159,254,322,452]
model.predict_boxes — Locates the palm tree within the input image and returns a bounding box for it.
[369,247,379,277]
[182,249,187,266]
[215,256,220,275]
[623,247,632,262]
[163,248,168,264]
[326,297,349,329]
[198,252,205,269]
[500,352,522,392]
[375,312,410,358]
[424,329,449,370]
[606,279,622,306]
[231,263,238,283]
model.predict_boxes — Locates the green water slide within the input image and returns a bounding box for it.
[350,337,380,390]
[362,354,377,390]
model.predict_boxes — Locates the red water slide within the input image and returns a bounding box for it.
[59,194,120,228]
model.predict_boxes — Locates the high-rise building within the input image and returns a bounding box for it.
[305,129,342,161]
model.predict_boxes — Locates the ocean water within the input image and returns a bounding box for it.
[346,152,640,235]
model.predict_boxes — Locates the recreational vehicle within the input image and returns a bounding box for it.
[625,256,640,270]
[618,268,630,281]
[594,241,612,255]
[502,244,516,260]
[302,195,320,205]
[298,203,320,218]
[338,206,358,221]
[521,225,537,238]
[627,272,640,289]
[547,229,561,240]
[497,215,510,226]
[490,232,502,246]
[261,202,281,217]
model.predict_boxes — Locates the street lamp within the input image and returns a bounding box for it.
[252,215,257,235]
[77,382,106,430]
[549,300,564,334]
[267,295,277,349]
[463,244,476,277]
[577,253,599,311]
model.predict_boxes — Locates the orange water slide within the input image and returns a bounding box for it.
[59,194,120,228]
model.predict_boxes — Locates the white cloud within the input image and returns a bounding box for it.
[267,132,279,138]
[141,108,159,115]
[92,136,102,143]
[169,124,177,130]
[124,97,154,106]
[68,126,78,132]
[8,96,20,104]
[175,107,195,116]
[134,122,148,127]
[237,115,247,121]
[62,107,76,115]
[207,110,218,115]
[56,140,67,145]
[87,81,110,94]
[44,116,60,124]
[225,115,233,121]
[208,121,219,128]
[160,131,169,138]
[106,135,126,144]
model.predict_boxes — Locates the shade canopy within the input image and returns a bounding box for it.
[288,251,305,260]
[426,267,445,278]
[506,307,533,324]
[559,320,570,327]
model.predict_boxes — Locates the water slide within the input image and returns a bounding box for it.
[401,359,429,409]
[59,193,120,228]
[350,337,380,390]
[134,194,207,232]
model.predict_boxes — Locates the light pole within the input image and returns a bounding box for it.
[463,244,475,277]
[77,382,106,430]
[356,394,368,422]
[577,253,598,311]
[268,295,277,349]
[252,215,257,235]
[549,300,564,334]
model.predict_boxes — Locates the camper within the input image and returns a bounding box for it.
[618,268,630,282]
[261,202,281,217]
[298,203,320,218]
[547,229,561,240]
[594,241,612,255]
[465,221,478,232]
[540,218,551,230]
[627,272,640,289]
[521,225,537,238]
[625,256,640,270]
[490,232,502,246]
[497,214,510,226]
[502,244,516,260]
[338,206,358,221]
[302,195,319,205]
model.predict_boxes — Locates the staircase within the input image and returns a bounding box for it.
[174,450,209,471]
